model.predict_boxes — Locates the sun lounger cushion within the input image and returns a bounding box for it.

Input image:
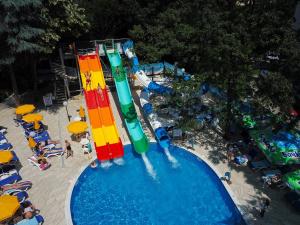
[250,160,271,170]
[0,142,12,150]
[0,170,22,186]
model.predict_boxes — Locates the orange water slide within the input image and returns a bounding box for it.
[77,53,124,160]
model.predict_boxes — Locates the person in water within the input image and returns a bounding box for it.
[115,66,120,76]
[84,72,92,89]
[97,83,104,101]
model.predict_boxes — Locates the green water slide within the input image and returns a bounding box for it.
[105,47,149,153]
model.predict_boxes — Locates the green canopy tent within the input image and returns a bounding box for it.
[283,170,300,191]
[250,130,300,165]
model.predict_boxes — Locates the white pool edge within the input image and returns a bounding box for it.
[65,141,250,225]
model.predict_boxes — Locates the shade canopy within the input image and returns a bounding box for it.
[22,113,43,123]
[67,121,88,134]
[283,169,300,191]
[250,130,300,165]
[0,151,13,164]
[0,195,20,222]
[15,104,35,115]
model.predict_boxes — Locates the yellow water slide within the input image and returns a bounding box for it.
[77,53,123,160]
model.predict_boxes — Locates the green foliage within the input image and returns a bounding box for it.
[128,0,298,132]
[40,0,90,53]
[0,0,45,65]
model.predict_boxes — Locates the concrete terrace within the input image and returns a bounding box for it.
[0,88,299,225]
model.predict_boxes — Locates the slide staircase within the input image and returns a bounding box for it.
[77,52,124,160]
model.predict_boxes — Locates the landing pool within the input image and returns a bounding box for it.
[70,143,245,225]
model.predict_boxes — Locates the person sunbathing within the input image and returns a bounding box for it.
[97,83,105,101]
[37,157,50,170]
[1,181,32,192]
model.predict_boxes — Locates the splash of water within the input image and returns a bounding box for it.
[164,147,179,168]
[141,153,157,179]
[113,157,125,166]
[100,160,113,169]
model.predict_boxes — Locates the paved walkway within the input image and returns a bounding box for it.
[0,89,299,225]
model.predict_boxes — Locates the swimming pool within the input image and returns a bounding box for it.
[70,143,246,225]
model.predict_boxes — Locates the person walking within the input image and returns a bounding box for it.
[65,140,73,159]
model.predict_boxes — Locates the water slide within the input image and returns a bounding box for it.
[105,47,149,154]
[77,53,124,160]
[122,40,174,150]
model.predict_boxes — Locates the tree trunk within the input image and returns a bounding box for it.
[224,75,234,140]
[8,64,20,105]
[32,58,38,95]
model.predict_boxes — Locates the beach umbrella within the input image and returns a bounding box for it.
[22,113,43,123]
[34,120,40,130]
[0,151,13,164]
[79,106,85,118]
[28,136,37,148]
[0,195,20,222]
[15,104,35,115]
[80,138,89,145]
[283,169,300,191]
[250,130,300,165]
[67,121,88,134]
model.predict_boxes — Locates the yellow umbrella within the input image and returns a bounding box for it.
[67,121,88,134]
[0,195,20,222]
[15,104,35,115]
[22,113,43,123]
[28,136,37,148]
[0,151,13,164]
[34,119,40,130]
[79,106,85,118]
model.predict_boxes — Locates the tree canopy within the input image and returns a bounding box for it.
[0,0,89,101]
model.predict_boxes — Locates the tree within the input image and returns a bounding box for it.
[129,0,298,136]
[0,0,45,104]
[0,0,89,104]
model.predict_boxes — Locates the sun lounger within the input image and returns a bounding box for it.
[36,215,44,224]
[1,180,32,192]
[0,169,22,186]
[263,169,281,177]
[0,135,13,150]
[0,142,13,150]
[4,189,28,203]
[0,164,16,174]
[42,148,64,158]
[285,191,300,203]
[285,191,300,212]
[291,199,300,212]
[250,160,271,171]
[33,131,50,143]
[16,215,44,225]
[28,156,51,170]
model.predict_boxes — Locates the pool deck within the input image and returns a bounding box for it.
[0,89,299,225]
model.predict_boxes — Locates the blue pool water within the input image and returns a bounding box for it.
[71,143,245,225]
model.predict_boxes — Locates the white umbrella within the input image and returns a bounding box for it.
[80,138,89,145]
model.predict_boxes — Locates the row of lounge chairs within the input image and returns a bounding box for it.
[16,118,64,170]
[0,128,44,224]
[228,140,300,213]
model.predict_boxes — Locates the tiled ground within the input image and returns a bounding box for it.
[0,88,299,225]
